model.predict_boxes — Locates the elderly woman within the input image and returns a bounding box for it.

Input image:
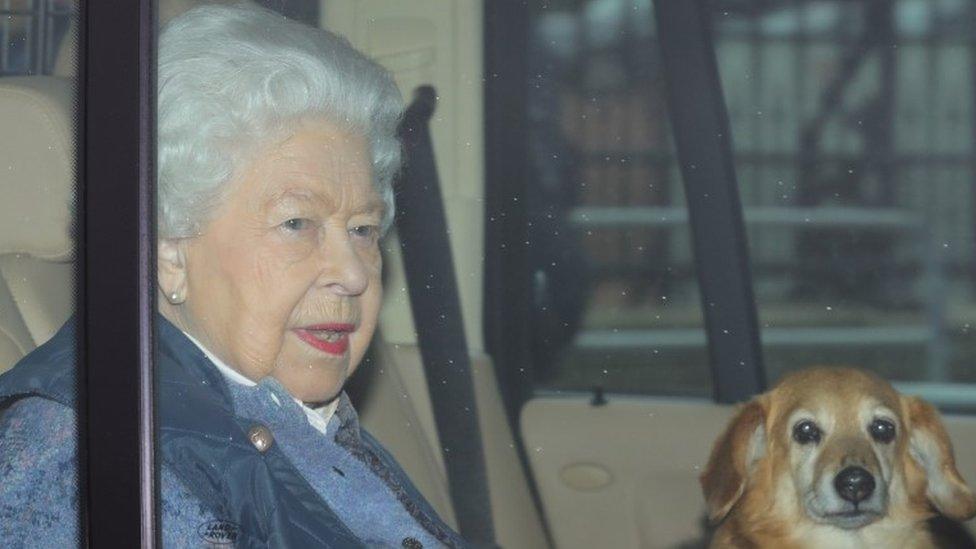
[0,3,467,547]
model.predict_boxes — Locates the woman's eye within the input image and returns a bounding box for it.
[281,218,312,232]
[792,420,822,445]
[869,419,896,443]
[350,225,379,241]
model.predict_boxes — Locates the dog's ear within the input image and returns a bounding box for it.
[903,395,976,521]
[700,399,766,523]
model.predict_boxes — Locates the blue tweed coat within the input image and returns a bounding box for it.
[0,316,466,548]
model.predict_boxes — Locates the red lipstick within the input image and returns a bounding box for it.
[293,323,355,356]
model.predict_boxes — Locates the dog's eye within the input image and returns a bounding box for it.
[869,418,896,443]
[792,420,821,444]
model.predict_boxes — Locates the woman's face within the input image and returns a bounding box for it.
[159,119,384,404]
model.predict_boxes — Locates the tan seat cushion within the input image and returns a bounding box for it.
[354,341,549,548]
[0,76,76,373]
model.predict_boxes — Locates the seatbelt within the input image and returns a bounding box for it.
[395,85,498,547]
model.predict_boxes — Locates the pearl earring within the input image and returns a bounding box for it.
[170,292,180,303]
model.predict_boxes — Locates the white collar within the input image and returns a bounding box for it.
[181,330,338,434]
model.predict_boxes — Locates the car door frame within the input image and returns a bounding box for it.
[79,0,158,545]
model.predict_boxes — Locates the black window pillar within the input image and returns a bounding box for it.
[80,0,157,545]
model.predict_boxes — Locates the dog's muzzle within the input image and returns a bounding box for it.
[807,464,887,529]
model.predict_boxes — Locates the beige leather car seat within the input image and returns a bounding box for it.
[353,343,551,548]
[0,76,76,374]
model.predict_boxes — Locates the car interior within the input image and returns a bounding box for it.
[2,1,976,548]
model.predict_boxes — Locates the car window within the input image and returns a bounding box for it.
[0,0,74,75]
[0,0,80,543]
[713,0,976,410]
[513,0,712,398]
[491,0,976,412]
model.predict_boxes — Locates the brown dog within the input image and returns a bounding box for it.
[701,367,976,548]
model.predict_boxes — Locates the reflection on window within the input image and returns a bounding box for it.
[713,0,976,406]
[526,0,710,397]
[1,0,75,76]
[0,0,78,545]
[0,0,76,375]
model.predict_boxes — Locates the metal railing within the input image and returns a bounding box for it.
[569,204,953,381]
[570,205,923,230]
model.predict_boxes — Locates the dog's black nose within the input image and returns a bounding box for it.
[834,466,875,503]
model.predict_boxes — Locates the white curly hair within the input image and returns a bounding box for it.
[157,2,403,238]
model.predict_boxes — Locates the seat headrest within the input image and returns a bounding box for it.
[0,77,75,261]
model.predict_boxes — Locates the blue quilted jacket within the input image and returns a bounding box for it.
[0,316,467,548]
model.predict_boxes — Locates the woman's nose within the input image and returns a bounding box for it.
[317,237,369,295]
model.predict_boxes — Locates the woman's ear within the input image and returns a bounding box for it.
[902,395,976,521]
[700,399,767,524]
[157,238,188,303]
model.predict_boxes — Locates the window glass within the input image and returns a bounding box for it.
[151,3,477,547]
[712,0,976,408]
[525,0,710,397]
[1,0,74,76]
[0,0,79,543]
